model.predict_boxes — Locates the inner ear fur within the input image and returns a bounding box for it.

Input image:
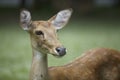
[48,8,73,30]
[20,9,32,30]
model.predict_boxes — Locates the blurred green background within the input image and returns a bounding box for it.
[0,0,120,80]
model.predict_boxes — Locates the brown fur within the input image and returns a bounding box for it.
[49,48,120,80]
[29,21,62,55]
[20,9,120,80]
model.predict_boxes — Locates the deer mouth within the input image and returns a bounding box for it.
[38,44,67,57]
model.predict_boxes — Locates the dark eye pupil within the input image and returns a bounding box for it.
[35,31,44,35]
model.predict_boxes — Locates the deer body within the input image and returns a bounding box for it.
[20,9,120,80]
[49,48,120,80]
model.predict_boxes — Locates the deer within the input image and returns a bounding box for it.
[20,8,120,80]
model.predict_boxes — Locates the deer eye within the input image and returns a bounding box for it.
[35,31,44,35]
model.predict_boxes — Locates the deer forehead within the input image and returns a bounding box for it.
[32,21,55,30]
[31,21,57,38]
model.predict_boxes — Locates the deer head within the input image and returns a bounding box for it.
[20,9,72,57]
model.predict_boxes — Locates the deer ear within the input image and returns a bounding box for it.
[49,9,73,30]
[20,9,32,30]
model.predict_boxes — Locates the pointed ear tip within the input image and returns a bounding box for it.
[20,8,29,13]
[65,8,73,13]
[68,8,73,12]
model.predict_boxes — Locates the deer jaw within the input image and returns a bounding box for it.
[20,9,72,57]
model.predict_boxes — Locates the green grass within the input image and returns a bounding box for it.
[0,19,120,80]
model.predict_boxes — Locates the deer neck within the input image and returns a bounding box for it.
[30,48,48,80]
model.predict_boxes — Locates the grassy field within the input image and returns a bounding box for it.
[0,18,120,80]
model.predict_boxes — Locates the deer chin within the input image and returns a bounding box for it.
[52,53,65,58]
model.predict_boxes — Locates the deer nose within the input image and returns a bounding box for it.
[56,47,66,56]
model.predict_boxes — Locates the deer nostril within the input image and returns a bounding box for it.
[56,48,60,53]
[56,47,66,56]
